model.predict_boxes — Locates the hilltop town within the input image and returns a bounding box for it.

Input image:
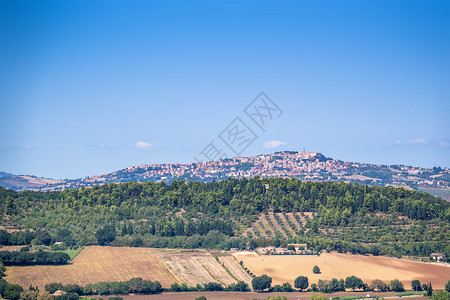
[1,151,449,200]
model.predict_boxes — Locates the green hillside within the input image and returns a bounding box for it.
[1,178,449,259]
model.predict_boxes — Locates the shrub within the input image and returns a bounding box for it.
[45,283,64,294]
[390,279,405,292]
[312,265,320,274]
[272,285,285,292]
[431,290,450,300]
[2,284,23,300]
[370,279,388,292]
[203,282,223,291]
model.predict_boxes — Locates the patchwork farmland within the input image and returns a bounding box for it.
[5,246,251,290]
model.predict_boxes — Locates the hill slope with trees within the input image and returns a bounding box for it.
[0,177,449,259]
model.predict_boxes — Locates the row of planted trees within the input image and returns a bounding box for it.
[251,274,447,295]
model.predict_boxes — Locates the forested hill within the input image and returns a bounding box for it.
[1,178,449,257]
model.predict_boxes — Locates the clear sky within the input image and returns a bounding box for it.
[1,0,449,179]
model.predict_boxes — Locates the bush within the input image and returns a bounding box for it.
[446,280,450,292]
[312,265,320,274]
[63,284,83,295]
[2,284,23,300]
[431,290,450,300]
[272,285,285,292]
[390,279,405,292]
[45,283,64,294]
[282,282,293,292]
[226,281,250,292]
[203,282,223,291]
[309,295,328,300]
[370,279,388,292]
[54,292,79,300]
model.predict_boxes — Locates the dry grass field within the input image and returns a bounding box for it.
[234,251,450,289]
[157,249,250,287]
[5,246,177,289]
[5,247,251,290]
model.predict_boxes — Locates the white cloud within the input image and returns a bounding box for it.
[136,141,153,150]
[263,140,288,149]
[437,140,450,147]
[22,145,31,149]
[395,138,428,145]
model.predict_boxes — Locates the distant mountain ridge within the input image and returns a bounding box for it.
[1,151,449,200]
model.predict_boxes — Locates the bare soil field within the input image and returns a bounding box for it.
[5,246,177,289]
[234,251,450,289]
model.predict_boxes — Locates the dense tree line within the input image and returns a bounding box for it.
[0,251,70,266]
[0,178,449,257]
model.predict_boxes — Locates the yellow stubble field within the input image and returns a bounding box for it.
[234,251,450,289]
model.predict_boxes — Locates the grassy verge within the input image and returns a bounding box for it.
[62,248,83,261]
[395,292,423,297]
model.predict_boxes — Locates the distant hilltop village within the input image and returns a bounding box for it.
[1,150,449,200]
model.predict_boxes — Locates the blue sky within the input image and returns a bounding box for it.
[1,0,449,179]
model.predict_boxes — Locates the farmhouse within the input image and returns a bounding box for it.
[430,253,446,262]
[288,243,308,251]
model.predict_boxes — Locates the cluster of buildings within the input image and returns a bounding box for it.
[38,151,449,198]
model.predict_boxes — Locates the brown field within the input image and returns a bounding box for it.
[5,247,250,290]
[216,255,252,284]
[119,291,414,300]
[157,249,250,287]
[234,251,450,289]
[5,246,177,289]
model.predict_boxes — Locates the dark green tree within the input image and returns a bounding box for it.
[411,280,421,292]
[95,225,116,246]
[45,283,63,294]
[251,274,272,292]
[3,284,23,300]
[313,265,321,274]
[294,276,309,291]
[427,282,433,297]
[390,279,405,292]
[345,276,364,291]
